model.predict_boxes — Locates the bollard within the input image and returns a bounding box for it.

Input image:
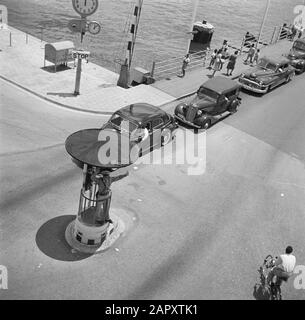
[151,61,156,78]
[26,33,28,44]
[9,32,12,46]
[270,26,276,44]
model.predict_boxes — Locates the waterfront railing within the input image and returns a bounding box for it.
[152,24,293,81]
[152,50,211,80]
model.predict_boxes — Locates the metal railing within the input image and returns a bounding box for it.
[240,25,292,53]
[152,49,211,80]
[1,25,47,48]
[151,23,295,81]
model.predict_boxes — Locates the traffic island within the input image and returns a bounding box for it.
[65,209,126,254]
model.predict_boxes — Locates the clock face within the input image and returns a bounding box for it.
[88,21,101,35]
[72,0,98,16]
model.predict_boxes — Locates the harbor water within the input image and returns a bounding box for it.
[1,0,303,73]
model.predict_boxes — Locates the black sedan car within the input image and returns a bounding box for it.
[102,103,178,158]
[286,37,305,74]
[238,56,295,94]
[174,76,241,129]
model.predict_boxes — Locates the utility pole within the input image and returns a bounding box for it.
[117,0,143,88]
[257,0,271,49]
[74,17,85,96]
[186,0,199,54]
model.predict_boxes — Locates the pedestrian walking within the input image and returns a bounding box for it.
[179,53,190,77]
[226,50,238,76]
[291,25,298,41]
[244,44,255,64]
[208,49,217,69]
[201,48,209,67]
[252,48,260,66]
[220,48,229,70]
[221,39,229,52]
[211,50,222,77]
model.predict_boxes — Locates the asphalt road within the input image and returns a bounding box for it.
[1,74,305,300]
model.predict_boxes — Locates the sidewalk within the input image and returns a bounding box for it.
[0,26,293,114]
[0,26,175,115]
[152,39,293,98]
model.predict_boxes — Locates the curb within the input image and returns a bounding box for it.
[0,73,179,114]
[0,74,114,116]
[1,71,241,115]
[171,73,242,102]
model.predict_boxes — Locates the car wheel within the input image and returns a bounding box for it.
[202,119,211,130]
[229,100,239,113]
[286,71,295,83]
[161,128,172,146]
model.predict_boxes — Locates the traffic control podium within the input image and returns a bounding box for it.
[65,128,133,253]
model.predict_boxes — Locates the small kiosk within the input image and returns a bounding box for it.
[189,20,214,53]
[44,41,75,72]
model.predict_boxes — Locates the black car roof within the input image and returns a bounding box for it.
[116,103,166,124]
[200,76,240,95]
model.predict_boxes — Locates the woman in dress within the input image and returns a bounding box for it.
[226,50,238,76]
[211,50,222,77]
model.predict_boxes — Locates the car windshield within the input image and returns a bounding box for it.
[293,41,305,52]
[198,87,219,100]
[258,59,277,71]
[109,113,138,133]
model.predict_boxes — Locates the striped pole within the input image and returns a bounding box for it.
[117,0,143,88]
[128,0,143,69]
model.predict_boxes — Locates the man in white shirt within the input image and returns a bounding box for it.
[271,246,296,284]
[180,54,190,77]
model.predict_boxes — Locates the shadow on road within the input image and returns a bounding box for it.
[41,65,72,73]
[47,92,76,98]
[36,215,92,261]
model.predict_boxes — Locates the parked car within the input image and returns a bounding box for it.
[174,76,241,129]
[286,37,305,74]
[102,103,178,158]
[238,56,295,94]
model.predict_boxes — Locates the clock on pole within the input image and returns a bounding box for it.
[72,0,99,17]
[70,0,100,95]
[88,21,101,35]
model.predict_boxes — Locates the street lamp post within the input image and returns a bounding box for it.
[186,0,199,54]
[257,0,271,49]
